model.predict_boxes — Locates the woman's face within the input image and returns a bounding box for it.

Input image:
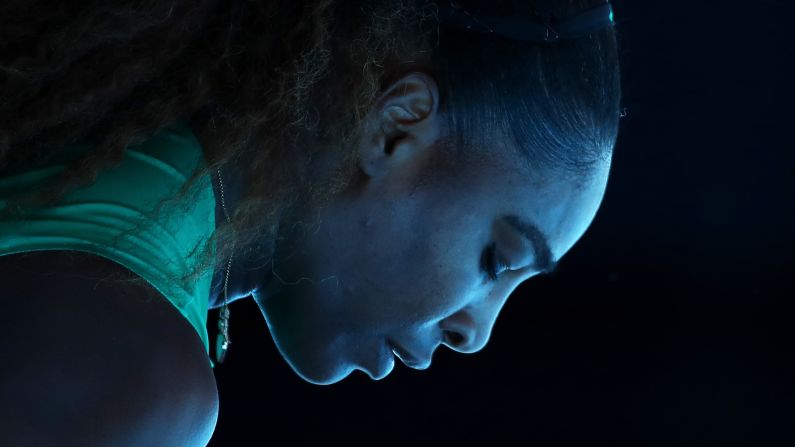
[253,73,612,385]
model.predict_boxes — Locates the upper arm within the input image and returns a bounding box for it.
[0,251,218,446]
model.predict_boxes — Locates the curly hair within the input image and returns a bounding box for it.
[0,0,622,292]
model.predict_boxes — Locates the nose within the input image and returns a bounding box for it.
[439,277,524,354]
[439,308,490,354]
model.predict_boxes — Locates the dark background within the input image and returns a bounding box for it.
[209,2,795,445]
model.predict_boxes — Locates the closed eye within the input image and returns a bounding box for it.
[482,241,507,281]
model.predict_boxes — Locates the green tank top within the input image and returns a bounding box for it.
[0,121,217,368]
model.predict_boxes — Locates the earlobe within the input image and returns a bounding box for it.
[357,130,387,178]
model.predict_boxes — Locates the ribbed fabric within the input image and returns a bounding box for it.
[0,121,217,368]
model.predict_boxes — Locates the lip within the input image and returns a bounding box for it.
[388,339,429,370]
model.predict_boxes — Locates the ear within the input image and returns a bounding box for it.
[357,72,442,179]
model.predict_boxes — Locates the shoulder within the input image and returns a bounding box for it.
[0,250,218,445]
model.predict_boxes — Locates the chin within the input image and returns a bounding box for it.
[277,339,355,386]
[289,360,355,386]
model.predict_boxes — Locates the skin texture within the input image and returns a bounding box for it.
[208,72,612,385]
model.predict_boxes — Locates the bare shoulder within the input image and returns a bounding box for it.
[0,250,218,446]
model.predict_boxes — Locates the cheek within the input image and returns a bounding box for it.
[376,230,479,325]
[353,239,440,323]
[335,229,472,331]
[292,179,484,331]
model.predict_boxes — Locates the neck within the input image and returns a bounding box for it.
[188,117,269,309]
[207,251,260,309]
[208,161,261,309]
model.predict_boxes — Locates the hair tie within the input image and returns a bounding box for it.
[435,1,615,43]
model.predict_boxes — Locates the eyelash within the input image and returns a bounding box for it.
[483,241,506,281]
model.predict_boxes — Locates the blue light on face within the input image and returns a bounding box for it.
[609,10,614,22]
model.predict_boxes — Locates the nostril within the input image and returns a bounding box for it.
[443,330,465,347]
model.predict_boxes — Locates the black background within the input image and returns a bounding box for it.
[209,2,795,445]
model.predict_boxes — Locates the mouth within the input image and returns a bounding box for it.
[387,339,427,370]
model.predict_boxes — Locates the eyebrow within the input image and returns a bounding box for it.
[501,214,558,274]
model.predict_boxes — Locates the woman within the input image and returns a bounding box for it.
[0,0,622,444]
